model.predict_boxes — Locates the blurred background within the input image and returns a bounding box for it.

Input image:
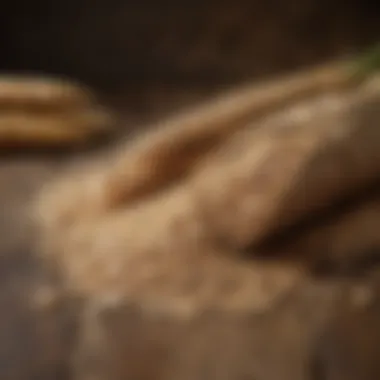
[2,0,380,124]
[0,5,379,379]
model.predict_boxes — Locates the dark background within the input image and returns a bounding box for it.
[2,0,380,94]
